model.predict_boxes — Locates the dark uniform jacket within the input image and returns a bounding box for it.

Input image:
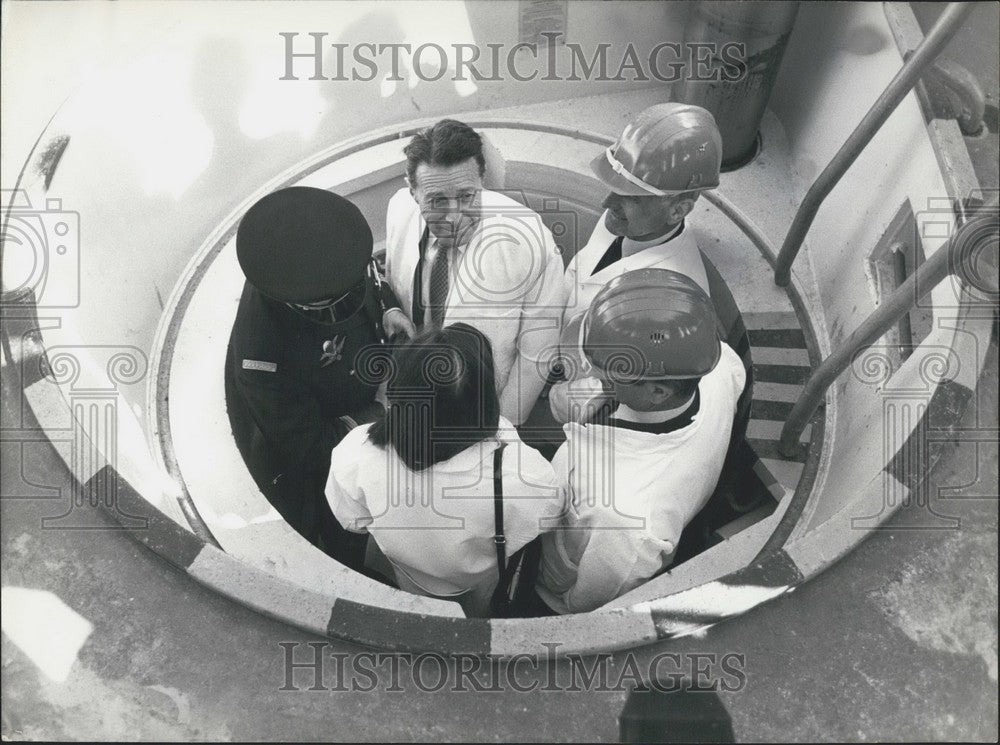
[224,281,384,552]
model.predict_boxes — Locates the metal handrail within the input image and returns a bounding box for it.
[773,2,975,287]
[778,207,999,455]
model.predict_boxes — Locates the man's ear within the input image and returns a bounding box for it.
[404,174,416,198]
[668,195,696,225]
[647,380,674,405]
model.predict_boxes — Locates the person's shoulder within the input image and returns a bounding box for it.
[231,289,285,364]
[719,342,745,379]
[481,191,551,231]
[331,423,379,465]
[701,342,746,399]
[509,439,554,472]
[495,420,552,465]
[387,187,417,217]
[559,420,613,458]
[476,193,556,266]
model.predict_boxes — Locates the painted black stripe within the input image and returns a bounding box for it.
[747,329,807,349]
[753,364,811,385]
[327,599,490,655]
[727,548,804,586]
[733,334,752,360]
[749,400,795,421]
[884,379,975,492]
[82,465,206,569]
[650,612,724,639]
[650,550,803,639]
[747,438,809,463]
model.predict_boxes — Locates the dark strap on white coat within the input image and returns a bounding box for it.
[411,226,431,327]
[492,444,508,584]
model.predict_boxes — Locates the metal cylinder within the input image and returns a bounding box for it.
[674,0,800,169]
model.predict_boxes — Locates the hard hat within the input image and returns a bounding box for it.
[580,268,721,380]
[236,186,373,304]
[591,103,722,197]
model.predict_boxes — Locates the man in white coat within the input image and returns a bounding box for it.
[381,118,565,426]
[550,103,726,424]
[538,269,746,614]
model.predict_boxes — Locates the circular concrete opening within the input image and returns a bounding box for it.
[11,102,988,655]
[145,120,820,654]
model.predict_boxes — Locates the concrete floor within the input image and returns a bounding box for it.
[2,338,995,742]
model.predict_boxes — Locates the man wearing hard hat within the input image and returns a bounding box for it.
[537,268,746,614]
[550,103,750,425]
[225,186,389,567]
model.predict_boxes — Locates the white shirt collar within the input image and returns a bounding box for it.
[614,394,696,424]
[621,221,684,257]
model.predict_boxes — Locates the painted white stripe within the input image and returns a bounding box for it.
[753,381,805,403]
[23,376,109,489]
[490,609,658,657]
[636,581,791,619]
[759,458,806,490]
[751,346,811,366]
[650,617,712,638]
[23,377,189,527]
[748,419,812,442]
[1,586,94,682]
[785,473,908,578]
[187,548,334,636]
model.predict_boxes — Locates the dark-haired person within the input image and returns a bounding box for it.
[324,323,565,617]
[380,119,565,426]
[225,187,390,567]
[537,269,745,614]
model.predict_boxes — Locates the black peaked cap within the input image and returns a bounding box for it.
[236,186,373,303]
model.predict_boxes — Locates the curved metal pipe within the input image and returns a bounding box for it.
[778,207,998,456]
[773,2,976,287]
[924,56,987,136]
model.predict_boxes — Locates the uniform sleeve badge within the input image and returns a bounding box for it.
[320,336,346,367]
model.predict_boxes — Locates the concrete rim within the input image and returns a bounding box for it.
[143,120,822,656]
[8,118,985,658]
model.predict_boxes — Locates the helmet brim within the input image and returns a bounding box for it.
[589,151,662,197]
[589,150,700,198]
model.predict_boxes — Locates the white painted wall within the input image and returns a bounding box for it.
[2,0,689,423]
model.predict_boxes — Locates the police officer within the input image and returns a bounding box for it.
[224,186,388,567]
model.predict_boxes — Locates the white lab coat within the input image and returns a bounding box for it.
[550,213,713,424]
[383,188,566,424]
[537,344,746,615]
[561,211,711,326]
[325,418,565,616]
